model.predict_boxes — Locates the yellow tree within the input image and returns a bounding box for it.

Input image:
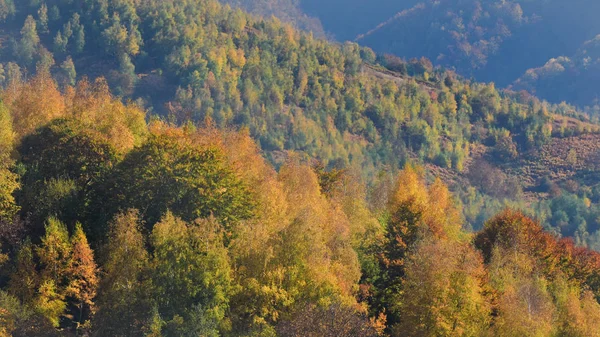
[395,238,490,337]
[373,164,470,330]
[488,247,556,337]
[35,218,72,326]
[3,71,66,139]
[8,239,38,305]
[0,102,18,221]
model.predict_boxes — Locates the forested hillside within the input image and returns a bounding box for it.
[0,74,599,336]
[1,0,600,335]
[197,0,600,109]
[289,0,600,109]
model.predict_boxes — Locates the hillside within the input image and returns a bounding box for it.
[1,82,599,334]
[298,0,600,109]
[1,0,600,336]
[0,0,599,239]
[205,0,600,108]
[219,0,327,37]
[512,35,600,107]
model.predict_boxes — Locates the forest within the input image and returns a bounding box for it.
[0,0,600,335]
[0,73,599,336]
[227,0,600,109]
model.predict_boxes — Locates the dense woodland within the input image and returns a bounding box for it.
[1,0,599,233]
[0,0,600,335]
[0,73,599,336]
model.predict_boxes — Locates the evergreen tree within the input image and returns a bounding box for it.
[60,56,76,86]
[16,15,40,66]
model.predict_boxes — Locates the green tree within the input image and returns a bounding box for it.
[53,31,67,54]
[93,209,155,336]
[18,118,117,228]
[8,238,38,305]
[60,56,76,86]
[37,3,49,34]
[94,131,254,234]
[35,218,72,326]
[150,213,231,335]
[0,0,14,22]
[16,15,40,66]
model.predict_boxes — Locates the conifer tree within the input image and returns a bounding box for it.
[16,15,40,66]
[66,223,98,328]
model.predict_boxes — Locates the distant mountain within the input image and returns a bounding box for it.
[512,35,600,108]
[300,0,418,41]
[220,0,327,37]
[294,0,600,108]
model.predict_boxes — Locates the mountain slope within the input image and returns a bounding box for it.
[512,35,600,107]
[334,0,600,107]
[1,0,600,239]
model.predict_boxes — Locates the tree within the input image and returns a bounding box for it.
[53,31,67,54]
[37,3,48,34]
[16,15,40,66]
[66,223,98,329]
[0,290,58,336]
[8,239,38,305]
[370,165,429,325]
[369,165,463,329]
[0,103,18,221]
[71,14,85,54]
[5,71,65,138]
[93,131,254,235]
[395,238,490,337]
[487,247,556,337]
[150,213,231,335]
[37,218,71,288]
[0,0,15,22]
[35,279,67,328]
[93,210,154,336]
[277,303,378,337]
[60,56,76,86]
[32,218,72,327]
[18,118,117,229]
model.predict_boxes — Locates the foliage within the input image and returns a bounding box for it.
[0,5,598,336]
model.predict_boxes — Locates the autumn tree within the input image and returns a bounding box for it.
[35,218,71,327]
[8,239,38,305]
[0,103,18,221]
[93,210,154,336]
[276,303,378,337]
[395,238,490,337]
[3,71,65,138]
[66,223,98,329]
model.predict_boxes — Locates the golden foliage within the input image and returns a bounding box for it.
[4,71,66,139]
[2,74,147,153]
